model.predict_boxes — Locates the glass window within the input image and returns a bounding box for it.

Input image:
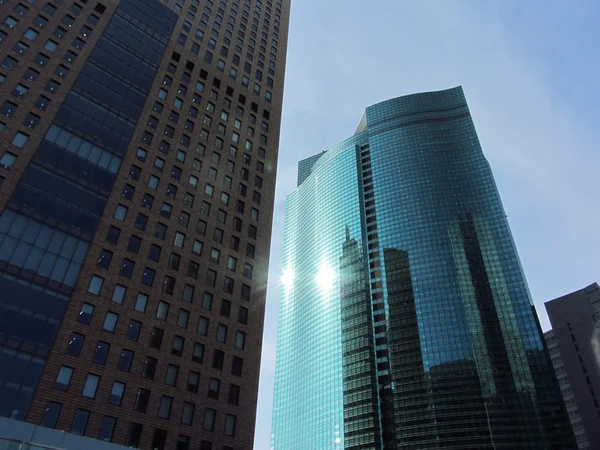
[172,335,184,356]
[135,293,148,312]
[127,320,141,341]
[224,414,236,437]
[193,343,205,363]
[158,396,173,419]
[182,403,195,425]
[134,388,150,413]
[99,417,116,442]
[88,275,104,295]
[92,341,110,365]
[114,204,127,221]
[142,356,157,379]
[71,409,90,435]
[118,349,134,372]
[165,364,179,386]
[11,132,28,148]
[103,312,118,333]
[109,382,125,406]
[55,366,73,391]
[203,408,216,431]
[208,378,220,399]
[217,324,228,343]
[78,303,94,325]
[82,374,100,398]
[157,301,169,320]
[197,316,209,336]
[41,402,62,429]
[67,332,84,356]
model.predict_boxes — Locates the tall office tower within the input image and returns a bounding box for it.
[271,87,575,449]
[545,283,600,449]
[0,0,289,448]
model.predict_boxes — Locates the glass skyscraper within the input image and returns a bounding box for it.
[271,87,574,449]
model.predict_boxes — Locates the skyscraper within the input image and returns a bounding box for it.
[545,283,600,449]
[0,0,289,448]
[271,87,574,449]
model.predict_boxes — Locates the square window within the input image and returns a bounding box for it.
[114,204,128,221]
[24,113,40,129]
[11,132,29,148]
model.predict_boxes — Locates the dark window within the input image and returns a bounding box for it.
[67,333,85,356]
[208,378,220,399]
[188,371,200,393]
[118,349,134,373]
[127,320,141,341]
[106,226,121,244]
[120,259,135,278]
[172,335,184,356]
[155,223,167,239]
[232,356,243,376]
[142,356,158,379]
[148,245,161,262]
[92,341,110,365]
[41,402,62,428]
[150,328,164,349]
[142,267,155,286]
[78,303,94,325]
[213,350,224,370]
[152,429,167,450]
[134,389,150,413]
[34,95,51,110]
[135,213,148,231]
[193,343,205,363]
[99,417,116,442]
[71,409,90,435]
[96,249,112,269]
[128,235,142,253]
[228,384,240,405]
[109,382,125,406]
[126,423,143,448]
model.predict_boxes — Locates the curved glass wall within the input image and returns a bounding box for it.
[271,87,574,449]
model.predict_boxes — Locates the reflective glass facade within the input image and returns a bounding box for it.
[272,87,574,449]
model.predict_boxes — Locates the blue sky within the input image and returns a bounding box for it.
[255,1,600,448]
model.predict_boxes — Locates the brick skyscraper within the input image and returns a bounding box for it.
[0,0,289,448]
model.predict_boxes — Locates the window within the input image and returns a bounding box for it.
[1,56,18,71]
[241,284,251,301]
[152,429,167,450]
[213,350,224,370]
[12,84,28,99]
[82,374,100,398]
[148,245,161,262]
[34,95,51,111]
[134,389,150,413]
[208,378,220,399]
[182,403,195,425]
[88,275,104,295]
[203,408,216,431]
[96,249,113,269]
[127,320,141,341]
[93,341,110,365]
[135,293,148,312]
[165,364,179,386]
[142,356,158,379]
[188,371,200,393]
[142,267,155,286]
[106,226,121,245]
[193,343,205,363]
[232,356,243,376]
[126,423,143,448]
[118,349,134,373]
[41,402,62,429]
[178,309,190,328]
[175,232,185,248]
[158,396,173,419]
[235,331,246,349]
[228,384,240,405]
[67,333,84,356]
[217,324,228,343]
[114,204,128,221]
[155,223,167,239]
[55,366,73,391]
[0,152,16,169]
[99,417,116,442]
[157,301,170,320]
[71,409,90,435]
[44,40,58,52]
[197,316,209,336]
[78,303,95,325]
[12,132,29,148]
[150,327,164,349]
[109,382,125,406]
[224,414,236,437]
[172,335,185,356]
[183,284,195,302]
[103,312,118,333]
[164,276,176,295]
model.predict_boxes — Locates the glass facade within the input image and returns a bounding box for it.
[272,87,574,449]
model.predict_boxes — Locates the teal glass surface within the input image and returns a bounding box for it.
[272,87,574,449]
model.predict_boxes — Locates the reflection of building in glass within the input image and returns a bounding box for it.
[545,283,600,449]
[271,87,575,449]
